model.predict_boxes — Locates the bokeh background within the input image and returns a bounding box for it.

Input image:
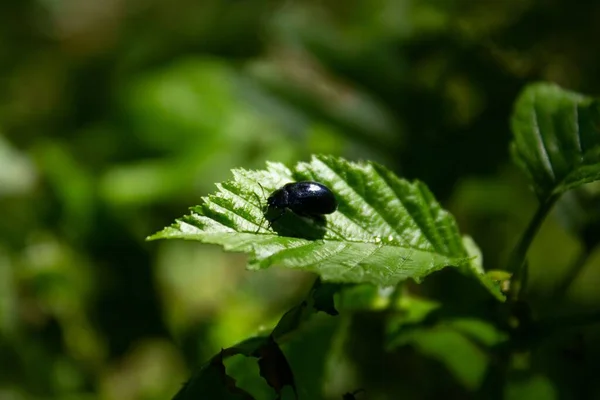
[2,0,600,399]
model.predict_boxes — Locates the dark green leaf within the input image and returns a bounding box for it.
[174,335,298,400]
[255,336,297,399]
[272,302,310,340]
[386,297,508,391]
[173,351,255,400]
[272,280,341,340]
[511,83,600,199]
[311,281,341,316]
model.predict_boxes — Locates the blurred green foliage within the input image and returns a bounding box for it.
[2,0,600,399]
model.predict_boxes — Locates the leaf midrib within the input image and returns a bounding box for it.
[197,230,466,259]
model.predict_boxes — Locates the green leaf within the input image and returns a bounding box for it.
[506,373,557,400]
[511,83,600,200]
[253,336,297,399]
[149,155,483,290]
[174,350,256,400]
[396,326,489,390]
[386,297,508,391]
[176,278,338,400]
[311,281,341,316]
[462,236,506,301]
[174,335,298,400]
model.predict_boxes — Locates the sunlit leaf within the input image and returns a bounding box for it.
[511,83,600,200]
[149,155,500,297]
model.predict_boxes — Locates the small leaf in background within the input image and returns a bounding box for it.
[149,155,499,298]
[511,83,600,200]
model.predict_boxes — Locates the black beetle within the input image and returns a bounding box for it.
[261,181,337,228]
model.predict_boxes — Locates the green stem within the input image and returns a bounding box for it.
[507,195,559,301]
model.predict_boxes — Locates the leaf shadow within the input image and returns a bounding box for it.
[267,211,327,241]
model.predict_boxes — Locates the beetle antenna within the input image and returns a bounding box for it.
[256,182,266,199]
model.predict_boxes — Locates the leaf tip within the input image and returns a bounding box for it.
[145,227,172,242]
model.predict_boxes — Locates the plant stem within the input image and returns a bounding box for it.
[507,195,559,301]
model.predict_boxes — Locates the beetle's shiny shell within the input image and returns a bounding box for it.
[266,181,337,220]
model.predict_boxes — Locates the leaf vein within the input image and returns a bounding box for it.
[216,185,264,227]
[372,168,438,251]
[532,96,556,181]
[316,159,389,236]
[206,198,261,230]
